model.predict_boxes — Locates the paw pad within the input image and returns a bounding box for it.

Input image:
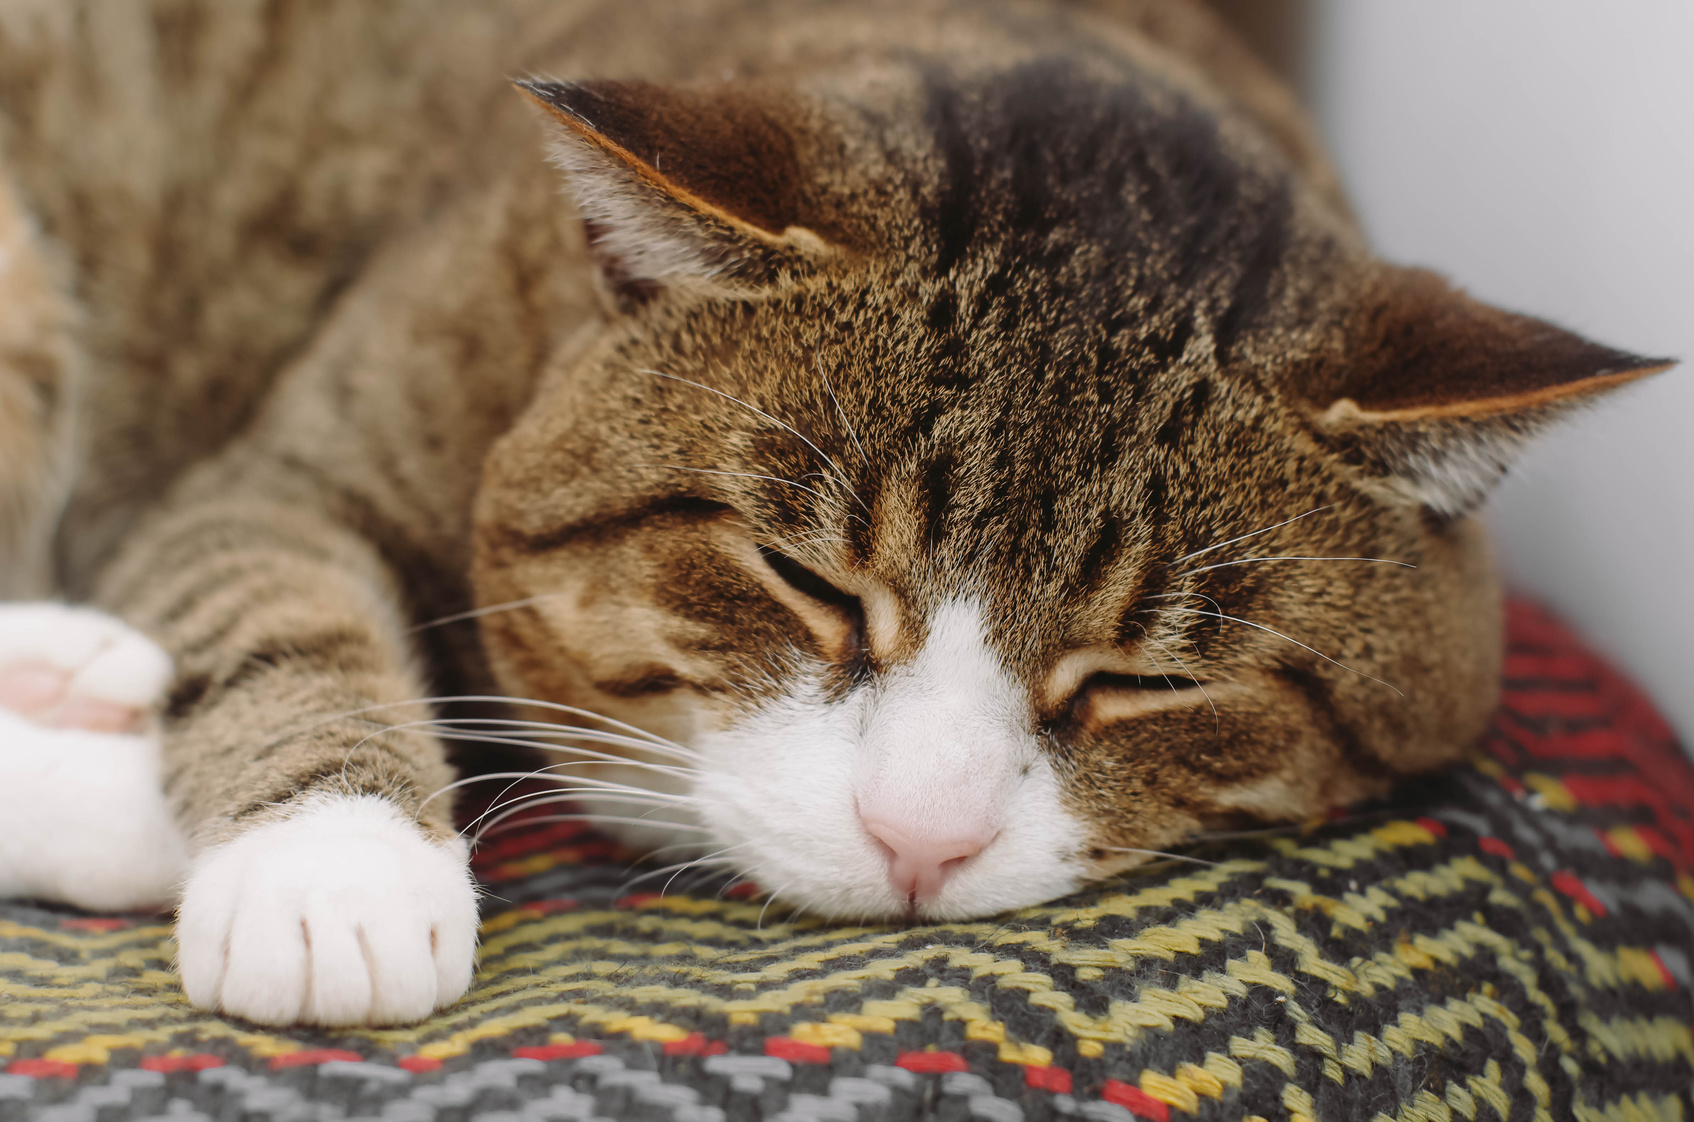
[0,604,172,734]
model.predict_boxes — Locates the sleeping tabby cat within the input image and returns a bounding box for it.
[0,0,1668,1027]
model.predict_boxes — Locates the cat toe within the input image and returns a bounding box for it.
[176,794,478,1027]
[0,603,171,733]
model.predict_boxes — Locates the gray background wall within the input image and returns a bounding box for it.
[1255,2,1693,741]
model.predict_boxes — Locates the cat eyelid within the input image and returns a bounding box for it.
[737,540,875,660]
[1077,669,1224,730]
[1083,670,1205,693]
[755,545,862,617]
[744,544,914,667]
[1041,646,1210,713]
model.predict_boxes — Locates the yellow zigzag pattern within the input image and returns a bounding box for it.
[3,815,1690,1119]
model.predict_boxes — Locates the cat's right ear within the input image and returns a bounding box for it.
[516,79,836,309]
[1300,267,1673,515]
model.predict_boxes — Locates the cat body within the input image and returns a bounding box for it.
[0,0,1666,1025]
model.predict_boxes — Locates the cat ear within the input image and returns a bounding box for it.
[1305,267,1673,514]
[516,79,835,308]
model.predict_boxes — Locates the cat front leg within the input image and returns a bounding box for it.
[94,497,480,1026]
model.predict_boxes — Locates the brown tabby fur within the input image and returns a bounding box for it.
[0,0,1665,879]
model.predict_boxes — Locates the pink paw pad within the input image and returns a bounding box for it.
[0,661,149,734]
[0,604,171,735]
[0,662,69,716]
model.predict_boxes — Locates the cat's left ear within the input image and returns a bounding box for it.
[516,79,837,308]
[1302,266,1674,514]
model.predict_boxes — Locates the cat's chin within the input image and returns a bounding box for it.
[762,866,1095,926]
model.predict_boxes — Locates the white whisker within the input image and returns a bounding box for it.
[715,876,752,901]
[413,695,696,757]
[427,767,698,811]
[638,463,832,504]
[621,842,751,897]
[1135,629,1220,730]
[380,720,700,774]
[451,759,711,839]
[472,791,706,839]
[1179,555,1415,577]
[475,812,711,840]
[816,359,869,466]
[666,860,738,896]
[643,839,722,860]
[439,738,697,778]
[757,884,791,931]
[408,594,566,633]
[301,695,693,758]
[404,721,700,767]
[1172,505,1334,564]
[1158,606,1404,696]
[642,369,870,514]
[618,857,733,894]
[1098,846,1219,868]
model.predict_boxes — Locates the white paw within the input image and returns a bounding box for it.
[0,602,172,732]
[0,602,185,911]
[176,795,479,1026]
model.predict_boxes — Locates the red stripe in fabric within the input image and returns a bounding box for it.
[895,1050,970,1073]
[1101,1080,1171,1120]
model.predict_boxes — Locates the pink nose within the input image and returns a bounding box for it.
[862,818,993,906]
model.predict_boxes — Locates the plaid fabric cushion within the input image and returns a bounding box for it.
[3,600,1691,1121]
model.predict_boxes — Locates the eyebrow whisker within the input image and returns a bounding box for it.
[637,464,835,504]
[816,358,870,466]
[1171,505,1334,565]
[642,369,871,515]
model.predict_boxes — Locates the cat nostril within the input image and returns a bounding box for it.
[861,817,994,906]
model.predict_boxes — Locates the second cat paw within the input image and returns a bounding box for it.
[175,794,479,1026]
[0,708,188,911]
[0,602,172,733]
[0,604,184,910]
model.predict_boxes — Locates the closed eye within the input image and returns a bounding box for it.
[755,546,867,662]
[757,546,861,614]
[1083,671,1206,694]
[1069,668,1219,728]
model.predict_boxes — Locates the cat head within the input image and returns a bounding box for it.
[471,60,1669,920]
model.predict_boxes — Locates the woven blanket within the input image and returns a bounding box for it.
[3,601,1691,1122]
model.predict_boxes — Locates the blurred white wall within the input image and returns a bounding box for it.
[1310,2,1694,742]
